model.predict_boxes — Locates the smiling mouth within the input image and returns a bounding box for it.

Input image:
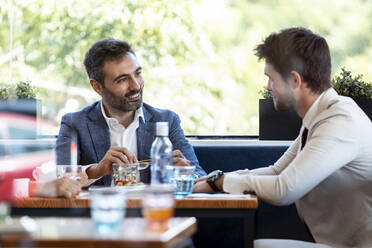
[127,92,140,101]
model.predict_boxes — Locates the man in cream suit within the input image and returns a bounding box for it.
[194,28,372,248]
[56,39,206,186]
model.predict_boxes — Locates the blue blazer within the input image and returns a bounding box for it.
[56,101,206,185]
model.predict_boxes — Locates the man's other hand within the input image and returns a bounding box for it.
[34,177,81,198]
[192,176,214,192]
[173,149,191,166]
[55,177,81,198]
[87,147,138,178]
[192,174,225,192]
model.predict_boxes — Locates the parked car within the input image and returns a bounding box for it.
[0,112,56,201]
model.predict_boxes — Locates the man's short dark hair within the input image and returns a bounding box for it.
[255,27,331,93]
[83,38,135,86]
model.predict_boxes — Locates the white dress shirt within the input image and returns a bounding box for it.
[100,101,145,156]
[223,88,372,248]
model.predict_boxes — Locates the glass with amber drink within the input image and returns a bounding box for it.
[141,184,175,230]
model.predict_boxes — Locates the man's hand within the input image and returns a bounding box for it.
[193,176,214,192]
[173,149,191,166]
[34,177,81,198]
[192,174,225,192]
[55,177,81,198]
[87,147,138,179]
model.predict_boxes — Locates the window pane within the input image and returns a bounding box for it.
[0,0,371,135]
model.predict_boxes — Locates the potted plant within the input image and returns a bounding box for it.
[258,87,302,140]
[0,85,10,99]
[0,81,39,118]
[332,68,372,121]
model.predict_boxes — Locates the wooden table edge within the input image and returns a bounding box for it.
[0,217,197,248]
[12,195,258,209]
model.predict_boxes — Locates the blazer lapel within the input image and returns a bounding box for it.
[87,102,110,162]
[137,106,156,161]
[137,106,156,183]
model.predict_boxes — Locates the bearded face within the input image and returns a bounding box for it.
[101,85,143,112]
[99,52,145,113]
[265,63,295,112]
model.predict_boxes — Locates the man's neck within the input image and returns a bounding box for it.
[102,102,135,128]
[295,89,321,119]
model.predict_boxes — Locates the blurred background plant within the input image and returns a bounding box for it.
[259,87,272,99]
[15,81,37,99]
[0,81,37,99]
[0,84,10,99]
[1,0,372,135]
[332,68,372,99]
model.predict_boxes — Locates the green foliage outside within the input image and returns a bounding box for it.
[15,81,37,99]
[0,81,37,99]
[1,0,372,135]
[259,87,272,99]
[332,68,372,99]
[0,85,9,99]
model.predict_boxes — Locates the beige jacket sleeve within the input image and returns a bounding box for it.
[223,116,359,205]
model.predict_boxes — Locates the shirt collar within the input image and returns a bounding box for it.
[302,87,337,129]
[100,101,145,129]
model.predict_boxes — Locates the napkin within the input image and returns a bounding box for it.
[185,193,254,199]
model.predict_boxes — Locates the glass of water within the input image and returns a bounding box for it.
[56,165,82,181]
[167,166,195,198]
[89,187,126,234]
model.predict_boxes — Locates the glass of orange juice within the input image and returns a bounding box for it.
[142,184,175,231]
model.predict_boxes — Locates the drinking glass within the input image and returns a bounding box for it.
[167,166,195,198]
[89,187,126,234]
[32,166,57,182]
[56,165,82,181]
[141,184,174,230]
[13,178,30,198]
[111,163,149,186]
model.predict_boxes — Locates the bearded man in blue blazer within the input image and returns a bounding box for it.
[56,38,206,186]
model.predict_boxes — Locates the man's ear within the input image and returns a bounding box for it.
[90,79,103,96]
[289,70,303,89]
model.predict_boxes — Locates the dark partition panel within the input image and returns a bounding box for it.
[193,145,313,242]
[194,145,288,173]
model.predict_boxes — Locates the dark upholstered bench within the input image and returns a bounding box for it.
[193,145,313,242]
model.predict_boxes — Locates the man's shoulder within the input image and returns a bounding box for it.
[315,93,371,134]
[62,101,100,121]
[321,94,362,119]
